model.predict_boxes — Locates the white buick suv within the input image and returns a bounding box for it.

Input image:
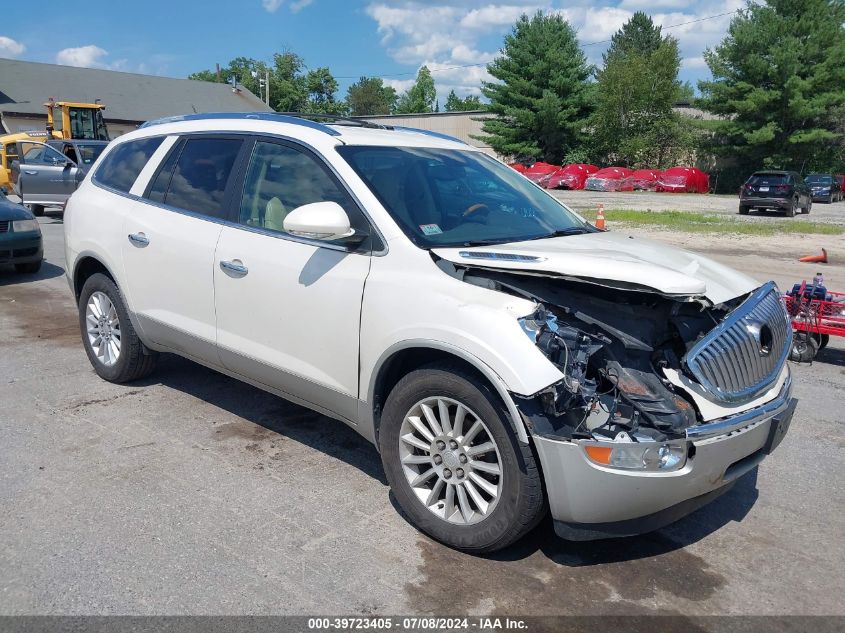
[64,113,796,553]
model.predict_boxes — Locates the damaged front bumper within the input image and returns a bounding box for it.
[527,373,796,540]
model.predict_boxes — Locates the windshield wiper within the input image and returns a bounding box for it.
[528,227,592,241]
[461,239,514,247]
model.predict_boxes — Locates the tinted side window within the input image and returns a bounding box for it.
[96,137,164,192]
[147,142,182,204]
[238,141,361,236]
[159,138,242,217]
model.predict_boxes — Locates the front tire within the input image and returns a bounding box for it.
[29,204,45,217]
[379,363,545,553]
[804,199,812,214]
[738,205,749,215]
[78,273,157,383]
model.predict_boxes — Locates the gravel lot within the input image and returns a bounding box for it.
[551,189,845,224]
[1,209,844,616]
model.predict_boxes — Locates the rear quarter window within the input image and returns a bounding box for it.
[95,136,165,193]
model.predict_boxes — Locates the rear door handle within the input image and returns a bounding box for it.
[128,232,149,246]
[220,259,248,276]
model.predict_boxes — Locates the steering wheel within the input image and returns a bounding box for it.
[463,203,489,217]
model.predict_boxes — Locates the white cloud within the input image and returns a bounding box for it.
[364,1,741,100]
[682,56,707,70]
[0,35,25,58]
[619,0,689,9]
[55,45,109,68]
[262,0,314,12]
[262,0,284,11]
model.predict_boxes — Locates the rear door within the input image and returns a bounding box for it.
[120,134,248,364]
[14,141,80,204]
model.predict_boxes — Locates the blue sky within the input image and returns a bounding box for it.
[0,1,744,103]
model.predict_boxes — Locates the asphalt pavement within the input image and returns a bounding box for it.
[1,213,843,616]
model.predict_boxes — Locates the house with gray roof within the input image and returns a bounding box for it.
[0,58,271,137]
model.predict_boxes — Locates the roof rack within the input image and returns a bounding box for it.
[137,111,468,146]
[389,126,466,145]
[138,112,341,136]
[275,112,390,130]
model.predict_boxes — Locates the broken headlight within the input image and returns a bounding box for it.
[582,437,688,472]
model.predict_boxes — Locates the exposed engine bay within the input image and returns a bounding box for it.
[435,258,749,443]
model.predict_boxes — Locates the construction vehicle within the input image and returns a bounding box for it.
[0,100,109,193]
[44,98,110,141]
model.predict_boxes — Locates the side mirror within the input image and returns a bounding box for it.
[283,201,357,241]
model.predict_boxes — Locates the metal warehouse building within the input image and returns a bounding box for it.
[0,58,270,137]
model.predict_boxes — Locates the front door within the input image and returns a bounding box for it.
[14,141,79,205]
[120,135,246,363]
[213,139,374,423]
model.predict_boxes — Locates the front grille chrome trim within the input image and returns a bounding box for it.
[684,282,791,404]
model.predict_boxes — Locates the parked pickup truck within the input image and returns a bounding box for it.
[10,139,108,216]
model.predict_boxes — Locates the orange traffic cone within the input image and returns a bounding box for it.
[798,248,828,264]
[595,204,606,230]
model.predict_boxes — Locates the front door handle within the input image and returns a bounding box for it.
[128,232,150,246]
[24,170,37,175]
[220,259,248,276]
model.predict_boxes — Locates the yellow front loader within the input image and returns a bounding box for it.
[44,98,110,141]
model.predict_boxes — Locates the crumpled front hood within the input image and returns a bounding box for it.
[432,231,760,304]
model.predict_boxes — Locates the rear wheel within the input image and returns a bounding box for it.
[29,204,45,217]
[379,362,545,553]
[785,198,797,217]
[804,199,812,214]
[78,273,158,383]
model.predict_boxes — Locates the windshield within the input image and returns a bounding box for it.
[337,146,592,248]
[805,175,832,185]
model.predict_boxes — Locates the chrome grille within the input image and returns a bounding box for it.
[0,220,9,233]
[684,282,791,403]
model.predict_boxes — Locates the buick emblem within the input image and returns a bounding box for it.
[747,321,773,357]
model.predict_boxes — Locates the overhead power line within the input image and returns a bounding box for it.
[334,9,738,80]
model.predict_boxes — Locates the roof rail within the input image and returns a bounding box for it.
[138,112,341,136]
[276,112,389,130]
[390,126,467,145]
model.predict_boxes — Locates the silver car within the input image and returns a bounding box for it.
[10,139,108,216]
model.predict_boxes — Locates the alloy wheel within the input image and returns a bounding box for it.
[398,396,503,524]
[85,291,122,366]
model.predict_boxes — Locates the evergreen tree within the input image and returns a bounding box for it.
[444,90,483,112]
[478,12,594,163]
[346,77,397,115]
[603,11,664,63]
[395,66,437,114]
[592,13,688,167]
[698,0,845,174]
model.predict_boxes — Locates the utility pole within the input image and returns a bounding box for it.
[265,69,270,107]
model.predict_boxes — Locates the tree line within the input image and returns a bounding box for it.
[188,55,481,116]
[188,0,845,191]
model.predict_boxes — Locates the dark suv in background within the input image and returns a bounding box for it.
[739,171,812,217]
[805,173,842,204]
